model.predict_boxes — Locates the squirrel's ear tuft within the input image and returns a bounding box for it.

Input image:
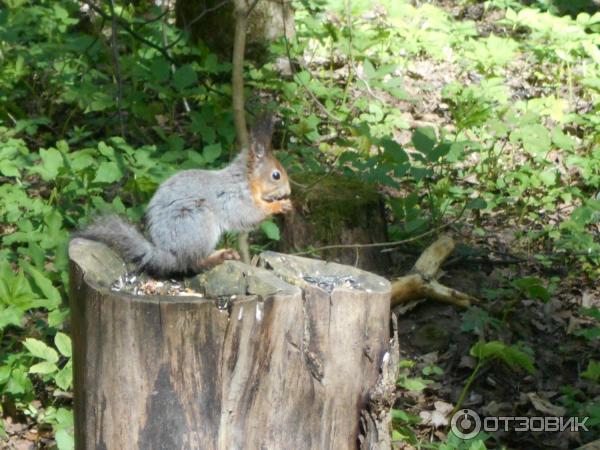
[250,113,275,159]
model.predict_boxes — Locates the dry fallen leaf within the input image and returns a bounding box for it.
[527,392,566,417]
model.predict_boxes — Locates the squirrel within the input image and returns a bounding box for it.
[75,115,292,277]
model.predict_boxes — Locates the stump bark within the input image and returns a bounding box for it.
[69,239,394,450]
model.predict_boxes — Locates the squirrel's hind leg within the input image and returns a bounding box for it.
[194,248,241,271]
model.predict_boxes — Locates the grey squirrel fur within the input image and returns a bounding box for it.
[75,117,291,277]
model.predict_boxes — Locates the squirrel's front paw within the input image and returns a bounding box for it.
[195,248,241,271]
[214,248,241,262]
[277,199,293,214]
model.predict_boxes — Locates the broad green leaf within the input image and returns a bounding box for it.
[0,365,10,385]
[575,328,600,340]
[513,277,550,302]
[381,138,408,163]
[150,58,170,83]
[539,169,557,186]
[55,333,72,357]
[23,338,59,363]
[55,428,74,450]
[203,143,221,163]
[0,262,38,310]
[68,152,96,172]
[470,340,535,373]
[260,220,281,241]
[411,127,437,154]
[94,161,124,184]
[48,308,70,328]
[54,360,73,391]
[466,198,487,209]
[29,361,58,375]
[0,305,23,329]
[0,160,20,177]
[582,360,600,382]
[6,369,32,395]
[582,307,600,321]
[30,148,63,181]
[512,124,551,154]
[54,408,74,427]
[391,409,421,424]
[22,262,62,309]
[551,127,575,150]
[173,64,198,91]
[398,376,431,392]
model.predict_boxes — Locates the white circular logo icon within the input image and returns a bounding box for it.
[450,408,482,439]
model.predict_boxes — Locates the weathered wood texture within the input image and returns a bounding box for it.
[69,239,393,450]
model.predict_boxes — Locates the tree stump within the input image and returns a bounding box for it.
[68,239,394,450]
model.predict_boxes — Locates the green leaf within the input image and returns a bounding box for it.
[30,148,64,181]
[512,124,551,154]
[398,376,431,392]
[575,328,600,340]
[6,369,32,395]
[461,306,499,333]
[539,169,557,186]
[581,307,600,321]
[381,138,408,163]
[22,262,62,309]
[391,408,421,424]
[54,408,74,427]
[0,262,38,310]
[551,127,575,150]
[55,333,72,358]
[150,58,171,83]
[260,220,281,241]
[54,361,73,390]
[411,127,437,154]
[68,152,96,172]
[203,143,221,163]
[94,161,124,184]
[582,360,600,382]
[0,160,20,177]
[29,361,58,375]
[512,277,550,302]
[0,305,23,329]
[173,64,198,91]
[48,308,70,328]
[23,338,59,363]
[55,428,74,450]
[470,340,535,373]
[466,198,487,209]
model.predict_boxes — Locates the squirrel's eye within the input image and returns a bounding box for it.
[272,170,281,181]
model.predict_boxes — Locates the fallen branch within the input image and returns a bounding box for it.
[391,235,479,308]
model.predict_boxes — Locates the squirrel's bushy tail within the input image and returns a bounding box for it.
[74,214,177,275]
